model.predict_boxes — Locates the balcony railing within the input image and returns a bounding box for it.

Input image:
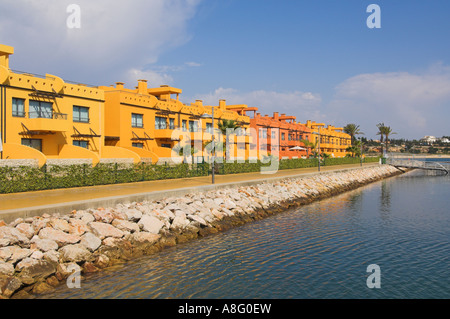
[28,111,68,120]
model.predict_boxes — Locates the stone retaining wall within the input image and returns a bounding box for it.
[0,159,39,168]
[0,165,402,298]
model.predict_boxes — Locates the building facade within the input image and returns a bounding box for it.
[1,44,105,167]
[0,43,350,167]
[100,81,252,164]
[303,120,351,158]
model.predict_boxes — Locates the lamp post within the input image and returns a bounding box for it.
[201,107,215,184]
[312,126,321,172]
[359,137,363,167]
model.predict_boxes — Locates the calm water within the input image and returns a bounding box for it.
[40,169,449,299]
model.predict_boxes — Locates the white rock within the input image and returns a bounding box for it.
[0,261,15,276]
[15,223,35,239]
[30,250,44,260]
[130,232,160,244]
[170,215,190,229]
[39,227,81,245]
[111,219,140,233]
[88,222,124,239]
[0,226,30,247]
[49,218,71,232]
[138,215,165,234]
[43,250,60,264]
[80,232,102,252]
[124,208,143,222]
[31,237,59,252]
[187,214,208,226]
[59,244,92,263]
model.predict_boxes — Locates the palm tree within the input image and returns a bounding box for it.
[376,122,385,154]
[217,119,241,161]
[383,126,397,154]
[300,139,317,158]
[343,124,364,145]
[376,123,397,155]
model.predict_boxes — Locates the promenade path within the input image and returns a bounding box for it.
[0,163,379,223]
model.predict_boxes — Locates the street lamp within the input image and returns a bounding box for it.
[359,137,363,167]
[312,126,321,172]
[201,107,215,184]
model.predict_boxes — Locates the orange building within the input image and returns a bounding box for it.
[303,120,351,158]
[230,107,313,160]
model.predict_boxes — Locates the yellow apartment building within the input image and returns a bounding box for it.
[0,44,105,167]
[304,120,351,157]
[100,81,252,164]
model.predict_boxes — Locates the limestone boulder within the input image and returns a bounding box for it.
[59,244,92,263]
[15,223,35,239]
[0,226,30,247]
[138,215,164,234]
[112,219,140,233]
[38,227,81,246]
[80,232,102,252]
[31,237,59,252]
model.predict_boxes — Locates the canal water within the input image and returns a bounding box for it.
[39,169,449,299]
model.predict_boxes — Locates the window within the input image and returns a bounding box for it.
[262,130,267,139]
[29,101,52,119]
[132,113,144,128]
[182,120,187,131]
[73,140,89,149]
[155,116,167,130]
[169,118,175,130]
[21,138,42,152]
[132,143,144,148]
[161,143,171,148]
[271,131,276,139]
[189,120,198,132]
[288,134,292,141]
[73,106,89,123]
[206,122,212,133]
[12,98,25,117]
[281,133,285,140]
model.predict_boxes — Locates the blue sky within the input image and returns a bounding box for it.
[1,0,450,139]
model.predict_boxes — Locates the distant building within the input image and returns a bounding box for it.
[420,136,437,144]
[440,137,450,143]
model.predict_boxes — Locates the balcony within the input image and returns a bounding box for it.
[25,111,68,132]
[154,128,175,139]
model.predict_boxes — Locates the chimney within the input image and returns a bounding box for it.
[137,79,147,94]
[196,100,203,107]
[0,44,14,69]
[273,112,279,120]
[219,99,226,110]
[116,82,124,89]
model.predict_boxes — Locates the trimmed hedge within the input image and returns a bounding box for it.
[216,156,380,175]
[0,162,209,194]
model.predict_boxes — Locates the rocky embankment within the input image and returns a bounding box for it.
[0,165,401,298]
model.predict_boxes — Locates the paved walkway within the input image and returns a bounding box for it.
[0,163,378,222]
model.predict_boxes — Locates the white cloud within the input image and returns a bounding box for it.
[185,61,202,67]
[0,0,202,85]
[327,64,450,139]
[192,88,323,123]
[126,68,174,88]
